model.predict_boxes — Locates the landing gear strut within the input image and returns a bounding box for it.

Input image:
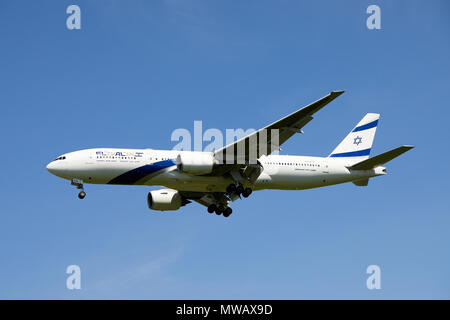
[71,179,86,200]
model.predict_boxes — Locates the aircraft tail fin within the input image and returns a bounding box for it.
[349,145,414,170]
[328,113,380,161]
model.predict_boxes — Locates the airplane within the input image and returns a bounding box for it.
[46,91,413,218]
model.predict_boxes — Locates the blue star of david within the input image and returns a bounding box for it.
[353,136,362,146]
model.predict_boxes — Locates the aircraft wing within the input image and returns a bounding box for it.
[214,91,345,164]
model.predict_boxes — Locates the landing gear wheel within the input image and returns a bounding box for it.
[215,205,225,215]
[242,187,252,198]
[226,183,237,194]
[236,185,244,195]
[207,204,217,214]
[72,179,85,199]
[223,207,232,217]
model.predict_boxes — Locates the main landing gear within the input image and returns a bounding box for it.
[206,183,253,218]
[226,183,252,198]
[207,204,233,217]
[71,179,86,199]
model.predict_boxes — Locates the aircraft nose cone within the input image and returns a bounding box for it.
[46,159,69,178]
[46,161,57,174]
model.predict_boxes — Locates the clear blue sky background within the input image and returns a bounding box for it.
[0,0,449,299]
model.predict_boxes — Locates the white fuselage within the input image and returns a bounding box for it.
[46,148,386,192]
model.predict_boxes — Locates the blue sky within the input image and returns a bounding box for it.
[0,0,449,299]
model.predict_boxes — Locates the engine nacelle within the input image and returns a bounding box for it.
[147,189,182,211]
[176,152,215,175]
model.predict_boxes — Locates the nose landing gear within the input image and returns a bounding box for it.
[71,179,86,199]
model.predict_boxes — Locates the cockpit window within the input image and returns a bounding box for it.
[54,156,66,161]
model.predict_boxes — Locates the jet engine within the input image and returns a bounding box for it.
[176,152,215,175]
[147,189,182,211]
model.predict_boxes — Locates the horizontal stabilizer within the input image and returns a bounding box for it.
[350,145,414,170]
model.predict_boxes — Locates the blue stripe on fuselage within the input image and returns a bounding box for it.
[352,119,378,132]
[108,159,176,185]
[329,148,371,157]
